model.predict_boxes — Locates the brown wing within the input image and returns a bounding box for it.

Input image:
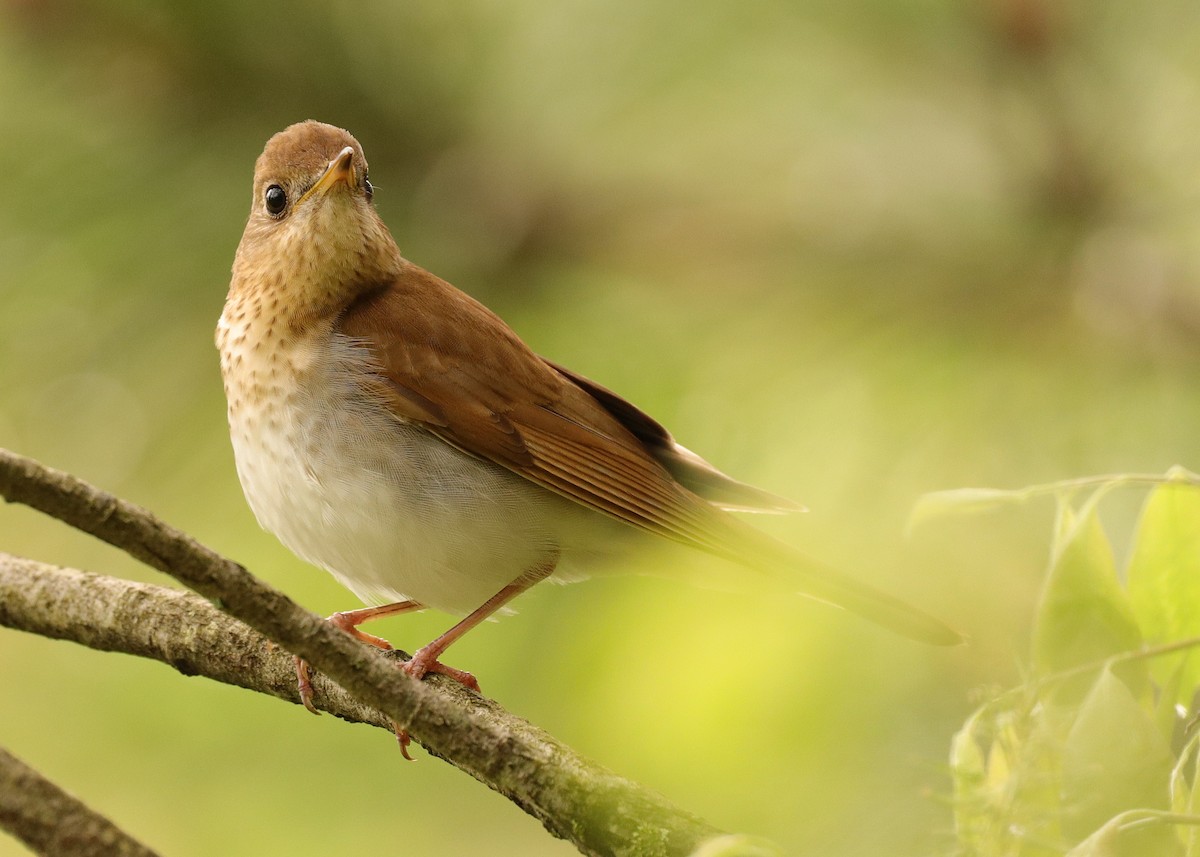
[542,360,802,514]
[337,262,962,646]
[337,263,740,559]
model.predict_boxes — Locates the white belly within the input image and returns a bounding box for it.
[221,326,576,614]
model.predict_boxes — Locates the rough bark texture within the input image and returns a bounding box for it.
[0,553,393,730]
[0,448,775,857]
[0,746,162,857]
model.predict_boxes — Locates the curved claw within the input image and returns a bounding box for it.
[390,720,415,761]
[288,600,421,717]
[294,654,320,715]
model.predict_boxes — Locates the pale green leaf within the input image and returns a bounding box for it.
[1066,809,1199,857]
[909,471,1200,534]
[907,486,1032,531]
[1065,811,1176,857]
[1157,661,1188,743]
[1065,815,1124,857]
[1033,505,1142,679]
[1128,483,1200,700]
[949,712,989,848]
[1171,732,1200,851]
[1061,668,1173,843]
[949,714,986,787]
[1171,732,1200,814]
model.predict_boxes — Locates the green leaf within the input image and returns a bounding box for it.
[908,471,1200,534]
[1175,732,1200,857]
[1061,668,1173,843]
[949,710,990,849]
[1065,814,1124,857]
[1128,482,1200,699]
[1033,504,1142,680]
[949,710,986,789]
[1171,729,1200,825]
[1157,660,1188,742]
[907,486,1033,531]
[1066,809,1198,857]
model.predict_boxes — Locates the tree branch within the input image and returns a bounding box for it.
[0,745,161,857]
[0,449,775,857]
[0,552,392,731]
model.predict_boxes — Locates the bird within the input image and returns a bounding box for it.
[217,120,960,744]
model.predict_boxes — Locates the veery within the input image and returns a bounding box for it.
[217,121,960,743]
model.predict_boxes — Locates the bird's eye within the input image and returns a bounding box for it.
[264,184,287,216]
[363,174,373,201]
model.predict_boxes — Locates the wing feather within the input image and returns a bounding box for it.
[335,264,962,646]
[338,267,739,554]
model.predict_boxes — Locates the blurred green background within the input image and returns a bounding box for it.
[2,1,1200,854]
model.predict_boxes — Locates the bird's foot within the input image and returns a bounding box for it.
[294,654,319,715]
[294,643,423,760]
[292,610,400,715]
[391,650,481,758]
[401,649,481,693]
[287,601,486,758]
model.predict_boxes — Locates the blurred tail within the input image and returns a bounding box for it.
[786,553,963,646]
[721,518,963,646]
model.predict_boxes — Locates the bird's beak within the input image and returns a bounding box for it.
[298,146,356,205]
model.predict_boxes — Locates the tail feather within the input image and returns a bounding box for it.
[715,515,963,647]
[786,555,964,646]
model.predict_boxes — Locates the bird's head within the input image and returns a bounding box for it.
[230,121,399,324]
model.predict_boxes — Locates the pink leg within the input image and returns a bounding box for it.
[392,561,556,757]
[329,601,424,649]
[293,559,554,759]
[294,600,422,714]
[402,569,551,686]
